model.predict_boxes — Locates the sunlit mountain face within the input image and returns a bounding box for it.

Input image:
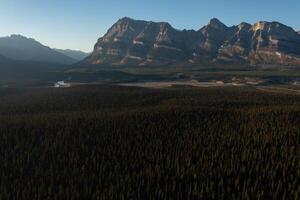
[83,17,300,67]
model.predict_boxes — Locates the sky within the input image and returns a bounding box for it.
[0,0,299,52]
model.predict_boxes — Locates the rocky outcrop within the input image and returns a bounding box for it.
[84,17,300,67]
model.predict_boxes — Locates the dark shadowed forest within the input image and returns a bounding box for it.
[0,85,299,199]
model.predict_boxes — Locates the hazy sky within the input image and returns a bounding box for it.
[1,0,299,52]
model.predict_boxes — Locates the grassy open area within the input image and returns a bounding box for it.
[1,64,300,88]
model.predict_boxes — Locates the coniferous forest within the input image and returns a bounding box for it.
[0,85,299,199]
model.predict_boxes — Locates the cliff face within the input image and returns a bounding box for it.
[84,17,300,66]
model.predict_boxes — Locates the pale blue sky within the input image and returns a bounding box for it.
[0,0,299,52]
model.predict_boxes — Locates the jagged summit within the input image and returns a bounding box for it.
[119,16,134,21]
[238,22,251,28]
[83,17,300,67]
[208,18,228,29]
[0,34,41,47]
[9,34,32,39]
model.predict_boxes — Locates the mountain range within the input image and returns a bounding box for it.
[0,35,85,64]
[83,17,300,67]
[1,18,300,70]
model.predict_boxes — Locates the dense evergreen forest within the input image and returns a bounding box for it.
[0,85,299,199]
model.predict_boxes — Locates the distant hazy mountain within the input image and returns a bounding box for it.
[0,35,76,64]
[53,49,89,61]
[83,17,300,67]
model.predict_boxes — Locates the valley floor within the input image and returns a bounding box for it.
[0,85,299,199]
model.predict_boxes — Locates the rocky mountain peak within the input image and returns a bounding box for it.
[9,34,32,40]
[99,17,147,45]
[0,35,41,48]
[251,21,293,33]
[200,18,230,37]
[158,22,173,29]
[251,21,299,40]
[119,16,134,21]
[84,17,300,67]
[252,21,268,31]
[238,22,252,30]
[207,18,228,30]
